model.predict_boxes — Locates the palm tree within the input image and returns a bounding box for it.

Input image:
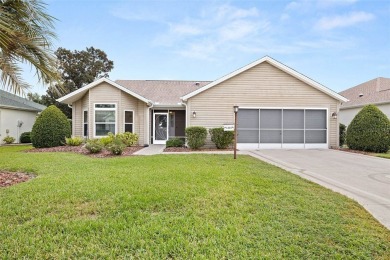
[0,0,59,94]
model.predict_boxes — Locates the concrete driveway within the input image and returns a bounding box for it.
[243,149,390,230]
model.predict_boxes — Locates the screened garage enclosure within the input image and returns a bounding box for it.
[237,108,328,149]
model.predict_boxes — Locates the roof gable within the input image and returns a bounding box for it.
[0,90,46,111]
[57,78,151,104]
[340,77,390,109]
[181,56,348,102]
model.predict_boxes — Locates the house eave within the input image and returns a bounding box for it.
[0,104,42,112]
[56,78,152,105]
[340,100,390,110]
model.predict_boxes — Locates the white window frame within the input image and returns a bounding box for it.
[83,109,88,138]
[124,110,134,133]
[93,103,117,138]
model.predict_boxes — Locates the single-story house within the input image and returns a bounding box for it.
[0,90,46,143]
[339,77,390,126]
[57,56,347,149]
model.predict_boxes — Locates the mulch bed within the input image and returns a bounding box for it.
[164,147,233,152]
[26,146,144,158]
[0,171,35,187]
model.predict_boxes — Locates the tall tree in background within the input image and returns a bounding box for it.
[41,47,114,118]
[0,0,59,94]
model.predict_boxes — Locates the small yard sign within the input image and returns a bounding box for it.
[223,124,234,131]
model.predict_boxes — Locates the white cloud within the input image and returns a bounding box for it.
[170,24,204,36]
[214,5,259,21]
[316,11,374,30]
[151,4,270,60]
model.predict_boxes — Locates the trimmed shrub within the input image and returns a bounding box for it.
[346,105,390,153]
[166,138,184,148]
[99,134,114,147]
[65,136,84,146]
[209,127,234,149]
[185,126,207,149]
[2,136,15,144]
[31,105,71,148]
[107,137,126,155]
[117,132,139,147]
[20,132,31,143]
[339,123,346,147]
[85,139,103,153]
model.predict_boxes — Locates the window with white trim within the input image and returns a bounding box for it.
[83,110,88,137]
[124,110,134,133]
[95,104,116,136]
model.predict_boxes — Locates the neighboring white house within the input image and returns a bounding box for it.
[339,77,390,126]
[0,90,46,143]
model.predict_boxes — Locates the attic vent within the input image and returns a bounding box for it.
[359,93,364,97]
[195,82,200,86]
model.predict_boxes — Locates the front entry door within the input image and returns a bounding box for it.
[153,113,168,144]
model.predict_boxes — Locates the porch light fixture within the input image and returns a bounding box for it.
[192,111,196,118]
[331,112,337,119]
[233,105,239,159]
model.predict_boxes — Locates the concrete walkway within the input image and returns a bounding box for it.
[243,149,390,230]
[133,144,166,155]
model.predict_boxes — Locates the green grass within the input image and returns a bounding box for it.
[375,151,390,159]
[1,145,389,259]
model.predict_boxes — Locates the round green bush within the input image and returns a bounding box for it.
[185,126,207,149]
[20,132,31,143]
[31,105,71,148]
[209,127,234,149]
[346,105,390,153]
[166,138,184,148]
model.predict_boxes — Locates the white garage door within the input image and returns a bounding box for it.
[237,108,328,149]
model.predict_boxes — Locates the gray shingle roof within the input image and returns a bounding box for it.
[0,90,46,111]
[339,77,390,109]
[115,80,211,105]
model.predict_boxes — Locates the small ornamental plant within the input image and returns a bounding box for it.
[65,136,84,146]
[107,137,126,155]
[209,127,234,149]
[185,126,207,149]
[20,132,31,143]
[339,123,346,147]
[2,136,15,144]
[166,138,184,148]
[85,139,103,154]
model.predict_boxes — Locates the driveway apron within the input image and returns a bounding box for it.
[243,149,390,230]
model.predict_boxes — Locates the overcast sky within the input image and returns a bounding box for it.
[25,0,390,95]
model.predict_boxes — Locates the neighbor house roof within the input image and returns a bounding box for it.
[57,78,152,104]
[115,80,210,106]
[339,77,390,109]
[181,56,348,103]
[0,90,46,112]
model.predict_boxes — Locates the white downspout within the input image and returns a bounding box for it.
[181,99,188,147]
[180,100,188,129]
[147,101,154,146]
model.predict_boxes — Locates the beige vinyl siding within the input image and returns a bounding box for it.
[72,99,82,137]
[71,82,148,145]
[188,62,340,148]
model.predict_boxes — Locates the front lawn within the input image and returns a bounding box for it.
[0,145,389,258]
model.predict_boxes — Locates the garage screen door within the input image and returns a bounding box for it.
[237,109,327,149]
